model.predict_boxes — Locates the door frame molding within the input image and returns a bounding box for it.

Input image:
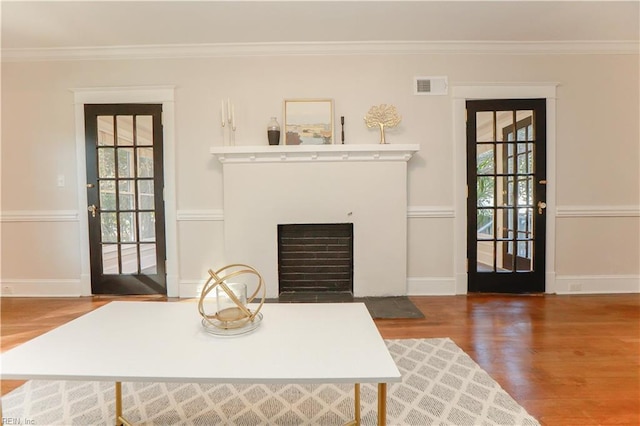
[452,83,558,294]
[72,86,178,296]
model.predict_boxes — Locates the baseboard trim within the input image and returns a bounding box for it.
[179,280,204,298]
[3,276,635,297]
[0,279,82,297]
[407,277,457,296]
[554,275,640,294]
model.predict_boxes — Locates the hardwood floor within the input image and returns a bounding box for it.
[1,294,639,425]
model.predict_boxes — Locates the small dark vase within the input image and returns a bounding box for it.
[267,117,281,146]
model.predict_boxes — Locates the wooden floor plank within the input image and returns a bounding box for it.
[1,294,639,425]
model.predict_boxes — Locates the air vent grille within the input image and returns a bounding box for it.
[417,79,431,93]
[414,76,448,95]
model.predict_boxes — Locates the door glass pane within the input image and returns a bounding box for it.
[138,180,154,209]
[140,244,157,273]
[137,148,154,178]
[518,207,533,236]
[477,209,494,238]
[498,240,513,272]
[102,244,118,274]
[116,116,133,146]
[477,176,495,206]
[119,180,135,210]
[136,116,153,146]
[477,241,494,272]
[477,145,494,174]
[517,242,534,272]
[101,213,117,243]
[121,245,138,274]
[495,144,507,174]
[98,148,115,178]
[99,180,116,210]
[517,150,529,174]
[503,208,514,238]
[117,148,134,178]
[119,212,137,242]
[97,116,114,146]
[139,212,156,242]
[476,111,494,142]
[496,111,513,142]
[517,178,533,206]
[498,178,514,207]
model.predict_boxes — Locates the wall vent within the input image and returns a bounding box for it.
[414,76,448,95]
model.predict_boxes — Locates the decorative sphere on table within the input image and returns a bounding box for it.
[198,264,265,330]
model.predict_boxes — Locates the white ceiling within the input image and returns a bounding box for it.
[2,1,639,50]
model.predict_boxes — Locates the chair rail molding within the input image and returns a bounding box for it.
[176,210,224,221]
[407,206,455,219]
[0,210,79,222]
[556,205,640,217]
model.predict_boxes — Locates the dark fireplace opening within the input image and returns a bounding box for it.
[278,223,353,295]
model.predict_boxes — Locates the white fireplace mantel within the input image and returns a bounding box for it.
[210,144,419,163]
[213,143,419,298]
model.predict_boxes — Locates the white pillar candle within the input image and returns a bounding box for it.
[221,99,225,126]
[227,98,232,122]
[231,104,235,129]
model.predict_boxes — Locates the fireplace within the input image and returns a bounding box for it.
[278,223,353,294]
[211,144,418,298]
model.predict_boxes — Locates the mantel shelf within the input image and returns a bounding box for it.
[210,144,420,163]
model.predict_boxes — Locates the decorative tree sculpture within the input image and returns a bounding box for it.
[364,104,402,144]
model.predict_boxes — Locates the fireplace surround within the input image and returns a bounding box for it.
[211,144,419,298]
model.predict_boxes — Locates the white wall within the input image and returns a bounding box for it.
[1,49,639,296]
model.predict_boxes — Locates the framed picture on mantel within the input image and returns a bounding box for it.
[284,99,334,145]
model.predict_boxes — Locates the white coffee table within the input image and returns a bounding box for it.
[1,301,401,425]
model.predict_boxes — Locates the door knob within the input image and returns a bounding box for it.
[537,201,547,214]
[88,204,97,218]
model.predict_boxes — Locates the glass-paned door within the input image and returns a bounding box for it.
[85,104,166,294]
[467,99,546,293]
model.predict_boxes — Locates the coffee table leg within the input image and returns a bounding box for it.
[115,382,133,426]
[377,383,387,426]
[355,383,361,425]
[344,383,361,426]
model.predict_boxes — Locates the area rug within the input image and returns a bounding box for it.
[1,338,539,425]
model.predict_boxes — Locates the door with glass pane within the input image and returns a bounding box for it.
[84,104,166,294]
[466,99,546,293]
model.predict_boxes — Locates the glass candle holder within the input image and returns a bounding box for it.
[216,282,247,324]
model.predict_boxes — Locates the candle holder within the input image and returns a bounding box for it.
[198,264,265,334]
[221,99,237,146]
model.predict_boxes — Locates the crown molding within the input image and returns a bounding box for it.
[2,40,638,62]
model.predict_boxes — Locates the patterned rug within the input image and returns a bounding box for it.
[2,338,539,425]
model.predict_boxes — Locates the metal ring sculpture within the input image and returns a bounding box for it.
[198,264,266,330]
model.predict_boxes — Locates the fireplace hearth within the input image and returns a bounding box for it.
[278,223,353,294]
